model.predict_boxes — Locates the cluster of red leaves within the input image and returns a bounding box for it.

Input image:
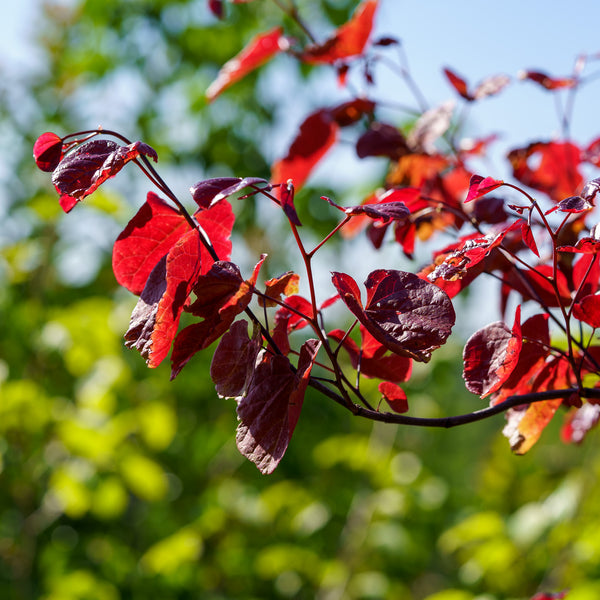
[32,0,600,487]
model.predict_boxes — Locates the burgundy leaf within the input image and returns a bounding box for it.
[33,132,63,172]
[208,0,224,18]
[206,27,290,102]
[520,70,577,90]
[300,0,378,65]
[329,98,376,127]
[190,176,268,209]
[210,319,263,399]
[463,305,522,398]
[443,67,470,100]
[356,122,410,160]
[332,270,455,362]
[555,195,592,214]
[52,139,157,210]
[378,381,408,413]
[279,180,302,226]
[236,339,320,474]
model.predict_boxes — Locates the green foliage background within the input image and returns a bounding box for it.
[2,1,600,599]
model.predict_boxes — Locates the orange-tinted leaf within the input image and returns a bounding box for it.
[206,27,289,101]
[378,381,408,413]
[271,109,338,193]
[259,271,300,308]
[444,67,470,100]
[520,70,577,90]
[300,0,378,65]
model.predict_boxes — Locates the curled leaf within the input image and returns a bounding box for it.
[466,174,504,203]
[33,132,63,172]
[190,176,268,209]
[378,381,408,413]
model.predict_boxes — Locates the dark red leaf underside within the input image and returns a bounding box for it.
[206,27,289,102]
[300,0,378,65]
[236,339,320,474]
[332,269,455,362]
[463,305,522,398]
[33,132,63,172]
[356,122,411,160]
[190,176,268,209]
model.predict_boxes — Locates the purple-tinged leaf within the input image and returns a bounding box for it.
[279,180,302,226]
[208,0,224,18]
[466,174,504,203]
[236,339,320,474]
[463,305,522,398]
[190,176,269,209]
[356,122,410,160]
[556,195,592,214]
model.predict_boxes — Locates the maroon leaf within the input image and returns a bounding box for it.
[236,339,320,474]
[113,192,189,295]
[325,193,409,223]
[573,294,600,328]
[279,180,302,226]
[300,0,378,65]
[520,70,577,90]
[210,319,262,399]
[208,0,224,18]
[190,176,268,209]
[206,27,290,102]
[463,305,522,398]
[271,109,338,194]
[329,98,376,127]
[33,132,63,172]
[555,195,592,214]
[52,139,157,210]
[356,122,410,160]
[125,229,202,368]
[466,174,504,202]
[378,381,408,413]
[332,270,455,362]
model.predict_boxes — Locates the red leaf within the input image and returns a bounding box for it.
[236,339,320,474]
[502,264,571,307]
[521,221,540,257]
[573,253,600,297]
[190,176,268,209]
[52,140,157,210]
[573,293,600,328]
[466,174,504,202]
[356,122,410,160]
[444,67,470,100]
[558,238,600,253]
[206,27,289,102]
[124,229,202,368]
[325,192,410,223]
[33,132,63,172]
[113,192,189,295]
[529,591,568,600]
[378,381,408,413]
[508,141,583,203]
[463,305,522,398]
[271,109,339,193]
[279,180,302,226]
[329,98,376,127]
[210,319,262,399]
[300,0,378,65]
[208,0,224,18]
[548,195,593,214]
[520,69,577,90]
[194,199,235,270]
[332,270,455,362]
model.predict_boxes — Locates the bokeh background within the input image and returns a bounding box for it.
[3,1,600,599]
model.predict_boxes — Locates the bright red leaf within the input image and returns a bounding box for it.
[271,109,338,194]
[300,0,378,64]
[206,27,290,102]
[573,293,600,328]
[378,381,408,413]
[520,69,577,90]
[466,174,504,203]
[33,132,63,172]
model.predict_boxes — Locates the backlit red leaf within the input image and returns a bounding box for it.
[463,305,522,398]
[378,381,408,413]
[206,27,290,102]
[520,70,577,90]
[33,132,63,172]
[573,293,600,328]
[466,174,504,203]
[113,192,189,295]
[271,109,338,193]
[125,229,202,368]
[236,339,320,474]
[332,269,455,362]
[443,67,470,100]
[300,0,378,65]
[194,199,235,269]
[259,271,300,308]
[521,221,540,257]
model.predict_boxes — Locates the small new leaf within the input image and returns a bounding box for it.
[190,176,268,209]
[33,132,63,172]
